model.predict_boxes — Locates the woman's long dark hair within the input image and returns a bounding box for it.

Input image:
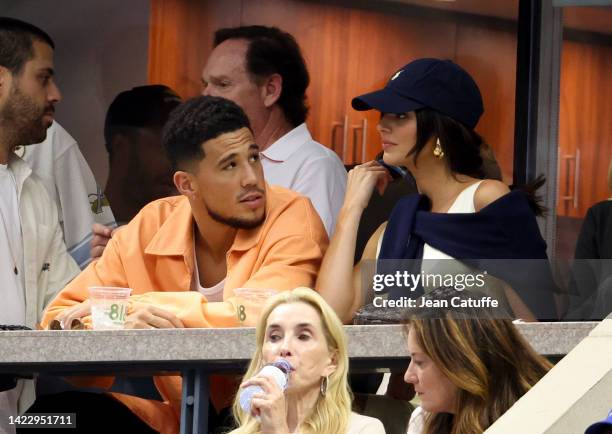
[411,109,484,178]
[408,108,546,215]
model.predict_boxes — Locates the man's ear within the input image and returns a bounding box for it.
[174,170,197,199]
[262,73,282,108]
[0,66,13,99]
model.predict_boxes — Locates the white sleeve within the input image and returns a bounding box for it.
[358,419,386,434]
[347,414,386,434]
[407,406,425,434]
[43,208,80,309]
[29,175,80,312]
[52,129,115,268]
[292,156,346,236]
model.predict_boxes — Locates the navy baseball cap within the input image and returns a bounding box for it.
[352,58,484,129]
[586,410,612,434]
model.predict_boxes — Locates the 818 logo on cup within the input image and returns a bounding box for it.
[109,303,127,321]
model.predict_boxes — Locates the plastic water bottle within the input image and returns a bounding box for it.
[239,358,293,414]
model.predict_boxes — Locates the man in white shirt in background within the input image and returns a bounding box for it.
[0,17,80,432]
[14,121,116,269]
[202,25,346,236]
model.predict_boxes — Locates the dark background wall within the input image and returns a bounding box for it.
[1,0,150,186]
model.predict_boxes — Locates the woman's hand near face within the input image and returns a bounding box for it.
[240,375,290,434]
[343,161,392,213]
[316,161,391,323]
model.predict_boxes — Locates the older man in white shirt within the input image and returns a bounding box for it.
[259,123,346,235]
[202,25,346,236]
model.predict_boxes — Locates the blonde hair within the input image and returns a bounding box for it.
[228,287,352,434]
[405,287,552,434]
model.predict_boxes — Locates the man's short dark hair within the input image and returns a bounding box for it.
[0,17,54,75]
[214,25,309,127]
[104,84,182,158]
[163,95,251,170]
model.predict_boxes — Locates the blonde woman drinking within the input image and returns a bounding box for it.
[228,287,385,434]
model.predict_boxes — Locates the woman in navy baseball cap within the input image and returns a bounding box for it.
[316,58,559,323]
[351,58,486,178]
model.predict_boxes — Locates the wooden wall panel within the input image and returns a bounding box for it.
[148,0,241,99]
[241,0,353,156]
[147,0,611,208]
[455,24,517,184]
[343,8,456,162]
[558,40,612,218]
[564,6,612,36]
[148,0,510,166]
[385,0,517,21]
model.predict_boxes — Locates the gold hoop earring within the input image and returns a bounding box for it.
[320,375,328,397]
[433,138,444,159]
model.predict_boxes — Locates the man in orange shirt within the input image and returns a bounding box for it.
[38,96,328,433]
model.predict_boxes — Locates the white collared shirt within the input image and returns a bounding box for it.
[260,123,346,236]
[16,121,116,268]
[0,162,25,326]
[407,406,425,434]
[6,153,80,326]
[0,160,28,434]
[3,153,80,415]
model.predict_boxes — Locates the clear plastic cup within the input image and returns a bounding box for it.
[88,287,132,330]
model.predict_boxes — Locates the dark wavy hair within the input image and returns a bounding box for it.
[0,17,54,75]
[214,25,310,127]
[163,95,251,170]
[409,108,546,215]
[410,108,485,178]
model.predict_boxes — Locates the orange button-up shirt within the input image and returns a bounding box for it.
[41,184,328,434]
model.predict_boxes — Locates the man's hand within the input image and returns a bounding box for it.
[124,303,185,329]
[90,223,117,259]
[55,300,91,329]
